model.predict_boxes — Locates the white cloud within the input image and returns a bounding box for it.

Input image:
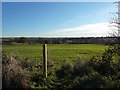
[44,22,113,37]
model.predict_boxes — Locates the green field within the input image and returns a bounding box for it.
[2,44,120,88]
[2,44,108,64]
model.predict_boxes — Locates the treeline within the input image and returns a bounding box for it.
[2,37,118,45]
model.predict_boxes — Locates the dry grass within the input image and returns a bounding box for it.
[2,54,30,89]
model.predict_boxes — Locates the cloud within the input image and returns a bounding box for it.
[44,22,112,37]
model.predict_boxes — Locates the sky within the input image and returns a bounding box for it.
[2,2,117,37]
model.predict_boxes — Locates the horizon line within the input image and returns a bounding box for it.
[1,36,113,38]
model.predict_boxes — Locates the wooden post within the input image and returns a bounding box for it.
[43,44,47,78]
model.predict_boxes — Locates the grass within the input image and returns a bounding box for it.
[47,44,107,61]
[2,44,108,64]
[2,44,120,89]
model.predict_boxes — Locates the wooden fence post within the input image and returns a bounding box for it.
[43,44,47,78]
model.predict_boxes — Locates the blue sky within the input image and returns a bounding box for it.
[2,2,117,37]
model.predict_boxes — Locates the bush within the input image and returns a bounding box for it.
[56,60,73,79]
[71,72,108,88]
[89,44,120,76]
[73,59,93,77]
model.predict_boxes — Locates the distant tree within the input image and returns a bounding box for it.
[17,37,28,44]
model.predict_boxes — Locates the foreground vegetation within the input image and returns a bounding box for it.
[2,44,120,89]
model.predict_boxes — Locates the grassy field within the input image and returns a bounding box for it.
[2,44,108,64]
[3,44,120,89]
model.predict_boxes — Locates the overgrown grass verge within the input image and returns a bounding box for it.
[2,44,120,89]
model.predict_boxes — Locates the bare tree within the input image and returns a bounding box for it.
[109,1,120,44]
[118,1,120,43]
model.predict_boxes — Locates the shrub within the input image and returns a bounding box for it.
[56,60,73,79]
[71,72,107,88]
[73,59,93,77]
[89,44,120,76]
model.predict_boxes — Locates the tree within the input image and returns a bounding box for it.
[109,1,120,44]
[117,1,120,43]
[17,37,28,44]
